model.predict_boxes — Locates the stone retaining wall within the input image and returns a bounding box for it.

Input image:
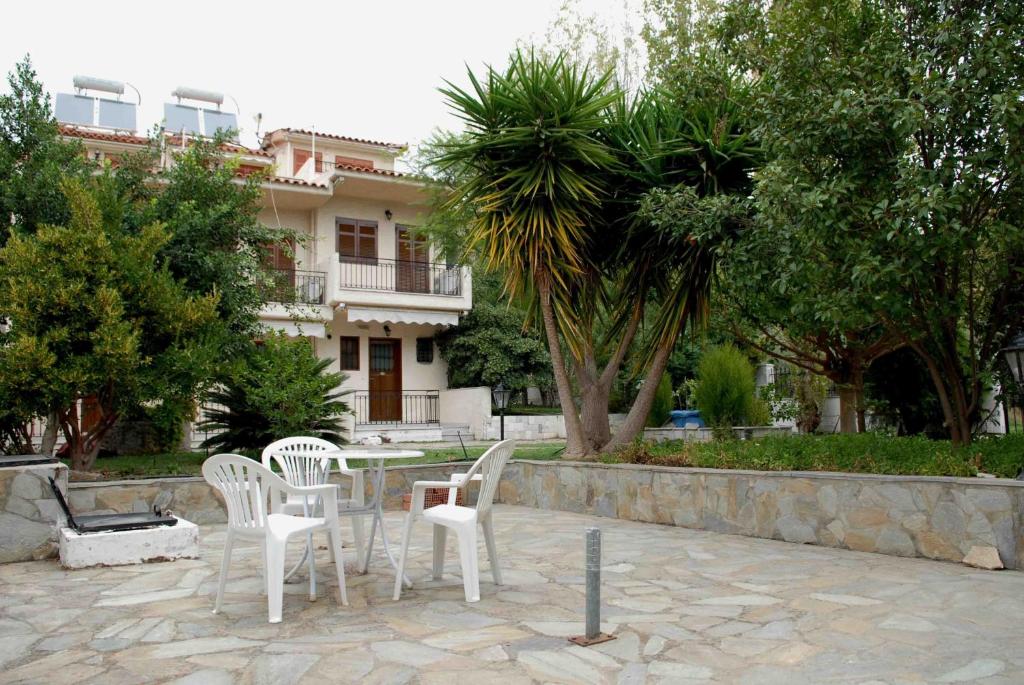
[10,459,1024,571]
[1,462,68,563]
[499,460,1024,570]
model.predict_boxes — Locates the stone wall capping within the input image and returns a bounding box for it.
[510,459,1024,488]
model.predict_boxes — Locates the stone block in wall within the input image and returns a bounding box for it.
[0,461,68,563]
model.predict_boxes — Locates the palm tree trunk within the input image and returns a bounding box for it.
[537,275,590,457]
[601,337,674,453]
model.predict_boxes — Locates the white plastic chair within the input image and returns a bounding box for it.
[262,437,367,567]
[202,454,347,624]
[393,440,515,602]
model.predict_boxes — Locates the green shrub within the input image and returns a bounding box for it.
[646,373,674,427]
[692,345,757,427]
[747,396,773,427]
[199,333,352,452]
[611,432,1024,478]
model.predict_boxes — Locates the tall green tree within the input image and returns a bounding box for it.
[725,0,1024,444]
[0,56,90,245]
[436,50,757,456]
[0,179,221,469]
[114,136,292,349]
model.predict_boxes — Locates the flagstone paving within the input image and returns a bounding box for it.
[1,505,1023,684]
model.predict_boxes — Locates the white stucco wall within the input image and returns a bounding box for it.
[439,387,492,437]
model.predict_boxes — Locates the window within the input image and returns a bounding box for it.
[337,219,377,262]
[334,155,374,170]
[339,336,359,370]
[416,337,434,364]
[293,148,322,175]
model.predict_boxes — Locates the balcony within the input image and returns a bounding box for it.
[326,256,472,314]
[338,258,462,296]
[261,268,327,305]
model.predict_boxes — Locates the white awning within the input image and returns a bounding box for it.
[346,306,459,327]
[262,320,327,338]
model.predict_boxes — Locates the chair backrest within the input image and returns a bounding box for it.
[463,440,515,516]
[203,454,280,531]
[262,436,338,486]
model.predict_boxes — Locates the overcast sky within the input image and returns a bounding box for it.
[3,0,637,153]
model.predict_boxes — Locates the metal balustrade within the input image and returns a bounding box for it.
[338,258,462,296]
[352,390,440,425]
[262,269,327,305]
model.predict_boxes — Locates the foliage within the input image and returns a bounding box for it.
[436,49,758,455]
[117,134,293,349]
[435,270,550,391]
[199,333,351,452]
[646,373,674,427]
[436,303,551,392]
[0,179,221,469]
[692,345,757,426]
[0,56,91,246]
[865,347,947,438]
[610,433,1024,479]
[721,0,1024,444]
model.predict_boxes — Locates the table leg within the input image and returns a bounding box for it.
[359,458,411,587]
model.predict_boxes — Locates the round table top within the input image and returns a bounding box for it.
[325,448,424,460]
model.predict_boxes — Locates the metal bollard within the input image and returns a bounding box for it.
[569,527,616,646]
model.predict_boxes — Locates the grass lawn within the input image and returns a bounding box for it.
[73,442,567,480]
[70,433,1024,480]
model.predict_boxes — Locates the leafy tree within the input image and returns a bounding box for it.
[199,333,351,452]
[692,345,757,427]
[436,272,551,392]
[436,50,757,457]
[116,136,292,348]
[725,0,1024,444]
[0,179,221,470]
[0,56,91,245]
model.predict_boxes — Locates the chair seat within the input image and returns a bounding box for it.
[423,504,478,525]
[267,513,325,538]
[280,494,362,516]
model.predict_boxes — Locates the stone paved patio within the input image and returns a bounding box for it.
[1,505,1023,684]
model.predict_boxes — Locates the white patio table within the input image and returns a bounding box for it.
[324,448,424,586]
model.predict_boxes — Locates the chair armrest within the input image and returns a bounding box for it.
[280,482,339,497]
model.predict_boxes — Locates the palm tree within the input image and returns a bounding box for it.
[437,50,619,456]
[438,50,759,456]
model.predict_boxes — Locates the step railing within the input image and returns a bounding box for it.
[352,390,440,425]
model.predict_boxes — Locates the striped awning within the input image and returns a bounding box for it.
[345,306,458,327]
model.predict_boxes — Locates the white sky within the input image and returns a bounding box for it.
[2,0,638,153]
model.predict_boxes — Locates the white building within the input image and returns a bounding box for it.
[56,80,474,443]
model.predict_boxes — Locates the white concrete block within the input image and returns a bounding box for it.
[58,518,199,569]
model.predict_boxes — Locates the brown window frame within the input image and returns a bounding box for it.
[339,336,360,370]
[336,218,378,263]
[293,148,323,175]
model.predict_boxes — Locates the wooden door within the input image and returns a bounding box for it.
[396,227,430,293]
[368,338,402,422]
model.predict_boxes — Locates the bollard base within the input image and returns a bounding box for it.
[568,633,616,647]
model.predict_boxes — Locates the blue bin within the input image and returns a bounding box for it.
[669,409,705,428]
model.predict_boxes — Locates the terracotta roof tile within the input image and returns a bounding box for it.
[265,127,405,150]
[59,125,150,146]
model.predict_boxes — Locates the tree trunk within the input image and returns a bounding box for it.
[537,275,590,457]
[601,338,674,453]
[852,369,867,432]
[837,385,859,433]
[580,382,612,449]
[60,401,118,471]
[40,412,59,456]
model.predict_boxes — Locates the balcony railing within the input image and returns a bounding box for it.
[352,390,440,425]
[262,268,327,305]
[338,257,462,296]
